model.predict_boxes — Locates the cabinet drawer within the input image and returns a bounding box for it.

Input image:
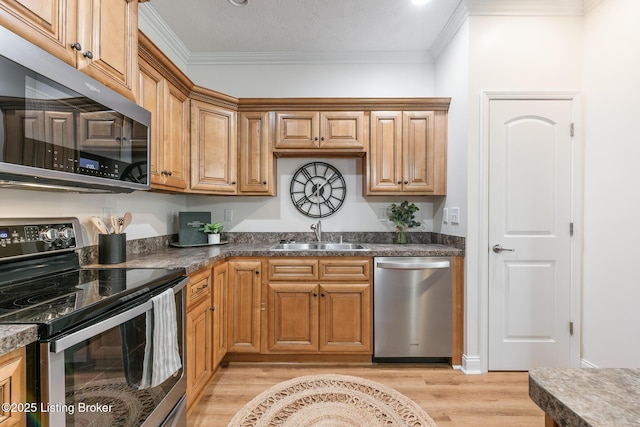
[268,259,318,280]
[319,258,371,281]
[188,268,211,306]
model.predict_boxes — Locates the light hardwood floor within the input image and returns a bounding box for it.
[187,363,544,426]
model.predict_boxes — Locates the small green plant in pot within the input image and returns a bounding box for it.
[200,222,224,244]
[388,201,420,244]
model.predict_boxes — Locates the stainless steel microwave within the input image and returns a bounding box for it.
[0,25,150,193]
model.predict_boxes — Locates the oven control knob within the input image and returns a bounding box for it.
[40,228,59,242]
[59,227,75,241]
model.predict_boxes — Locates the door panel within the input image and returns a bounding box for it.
[488,99,573,370]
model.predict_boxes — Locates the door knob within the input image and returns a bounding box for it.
[492,244,515,253]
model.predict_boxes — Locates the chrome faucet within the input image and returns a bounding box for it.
[310,220,322,242]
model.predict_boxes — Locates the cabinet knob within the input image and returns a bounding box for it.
[313,293,318,297]
[70,42,82,51]
[404,180,409,184]
[255,270,260,275]
[263,181,267,185]
[314,137,319,141]
[210,306,215,311]
[397,181,402,184]
[321,293,326,297]
[320,137,325,141]
[83,50,94,59]
[232,181,237,185]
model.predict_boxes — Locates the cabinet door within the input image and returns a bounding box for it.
[76,0,137,100]
[238,111,274,195]
[275,111,319,149]
[368,111,403,193]
[190,100,237,193]
[266,282,318,353]
[228,260,262,353]
[162,80,189,190]
[186,296,213,411]
[212,261,228,369]
[2,110,44,166]
[319,283,372,353]
[138,57,165,187]
[0,0,77,66]
[0,347,25,427]
[402,111,436,193]
[319,111,366,150]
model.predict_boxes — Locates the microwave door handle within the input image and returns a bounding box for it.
[50,299,152,353]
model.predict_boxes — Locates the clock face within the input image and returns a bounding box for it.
[290,162,346,218]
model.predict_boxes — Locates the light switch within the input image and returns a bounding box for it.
[450,207,460,225]
[224,209,233,221]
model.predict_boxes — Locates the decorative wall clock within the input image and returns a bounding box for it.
[290,162,346,218]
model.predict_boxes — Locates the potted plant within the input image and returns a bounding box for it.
[200,222,224,244]
[388,201,420,244]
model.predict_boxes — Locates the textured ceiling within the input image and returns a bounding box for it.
[143,0,597,64]
[146,0,460,54]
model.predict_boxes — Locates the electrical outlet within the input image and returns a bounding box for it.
[450,207,460,225]
[102,207,113,221]
[224,209,233,221]
[171,210,178,224]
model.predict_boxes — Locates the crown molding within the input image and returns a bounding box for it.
[465,0,586,16]
[431,0,469,60]
[138,4,191,67]
[188,50,433,65]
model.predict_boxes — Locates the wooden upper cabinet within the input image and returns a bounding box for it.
[0,0,139,100]
[368,110,447,195]
[138,34,190,192]
[238,111,275,195]
[275,111,367,153]
[190,100,238,194]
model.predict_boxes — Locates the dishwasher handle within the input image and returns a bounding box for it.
[376,260,451,270]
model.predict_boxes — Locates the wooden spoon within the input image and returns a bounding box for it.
[91,216,109,234]
[120,212,132,233]
[110,215,120,234]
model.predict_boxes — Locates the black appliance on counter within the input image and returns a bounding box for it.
[0,218,188,427]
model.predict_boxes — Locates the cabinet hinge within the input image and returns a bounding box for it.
[570,322,574,335]
[570,222,574,236]
[570,123,575,137]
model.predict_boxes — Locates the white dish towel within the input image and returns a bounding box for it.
[139,288,182,389]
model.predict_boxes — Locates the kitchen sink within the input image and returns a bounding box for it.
[269,242,370,251]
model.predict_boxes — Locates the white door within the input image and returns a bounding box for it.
[488,99,573,370]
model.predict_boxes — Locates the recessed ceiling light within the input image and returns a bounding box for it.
[228,0,249,6]
[412,0,429,4]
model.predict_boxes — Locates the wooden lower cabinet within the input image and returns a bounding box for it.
[0,347,25,427]
[186,267,212,412]
[211,261,229,368]
[265,281,371,354]
[262,257,372,356]
[227,259,262,353]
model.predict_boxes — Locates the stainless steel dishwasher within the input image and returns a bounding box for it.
[374,257,452,361]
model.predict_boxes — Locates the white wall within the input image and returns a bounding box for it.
[462,15,583,372]
[582,0,640,368]
[434,21,469,238]
[188,158,434,233]
[0,188,186,245]
[187,63,435,98]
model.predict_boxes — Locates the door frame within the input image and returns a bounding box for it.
[477,91,583,372]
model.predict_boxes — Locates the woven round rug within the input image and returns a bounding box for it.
[228,374,437,427]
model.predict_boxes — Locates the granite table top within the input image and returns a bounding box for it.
[529,367,640,426]
[0,324,38,357]
[85,241,464,275]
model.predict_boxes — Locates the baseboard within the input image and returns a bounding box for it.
[581,358,598,368]
[460,354,483,375]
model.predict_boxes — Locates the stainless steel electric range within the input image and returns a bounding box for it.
[0,218,188,427]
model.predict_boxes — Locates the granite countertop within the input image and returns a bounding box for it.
[529,367,640,426]
[86,241,464,275]
[0,324,38,357]
[0,237,463,355]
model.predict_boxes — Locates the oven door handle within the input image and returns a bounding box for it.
[50,277,188,354]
